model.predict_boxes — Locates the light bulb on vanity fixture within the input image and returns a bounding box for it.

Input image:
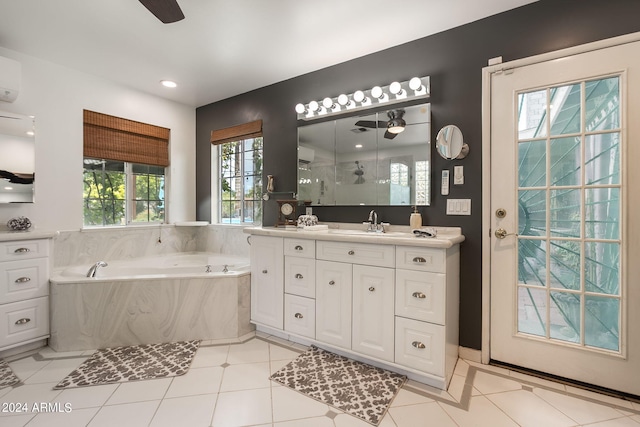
[389,81,406,99]
[371,86,389,102]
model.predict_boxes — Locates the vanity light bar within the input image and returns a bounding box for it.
[295,76,430,121]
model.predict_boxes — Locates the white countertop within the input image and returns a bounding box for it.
[0,229,58,242]
[244,223,464,248]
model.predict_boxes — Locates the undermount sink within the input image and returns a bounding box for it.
[327,229,412,237]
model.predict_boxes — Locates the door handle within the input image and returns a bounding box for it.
[494,228,518,239]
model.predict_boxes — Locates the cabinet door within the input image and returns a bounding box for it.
[316,260,352,349]
[250,236,284,329]
[352,264,394,362]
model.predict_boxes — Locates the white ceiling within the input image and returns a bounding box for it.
[0,0,537,107]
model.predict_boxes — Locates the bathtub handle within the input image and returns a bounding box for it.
[15,277,32,284]
[295,273,304,279]
[14,247,31,254]
[15,318,31,325]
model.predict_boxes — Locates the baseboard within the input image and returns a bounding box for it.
[458,346,482,363]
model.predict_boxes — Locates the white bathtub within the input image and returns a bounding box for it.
[49,252,254,351]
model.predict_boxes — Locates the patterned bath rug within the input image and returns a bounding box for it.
[270,345,406,426]
[0,359,20,389]
[54,340,200,389]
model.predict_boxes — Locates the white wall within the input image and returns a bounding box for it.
[0,47,196,231]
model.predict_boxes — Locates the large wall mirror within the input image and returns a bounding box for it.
[298,102,430,206]
[0,111,35,203]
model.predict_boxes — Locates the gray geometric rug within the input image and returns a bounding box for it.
[270,345,406,426]
[0,359,20,389]
[54,340,200,389]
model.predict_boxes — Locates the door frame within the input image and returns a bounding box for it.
[481,31,640,365]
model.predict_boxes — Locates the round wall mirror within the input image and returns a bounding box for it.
[436,125,468,160]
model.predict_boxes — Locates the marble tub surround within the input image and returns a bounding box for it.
[195,224,251,258]
[49,274,253,351]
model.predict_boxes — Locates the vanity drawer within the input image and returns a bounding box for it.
[0,239,50,262]
[284,238,315,258]
[0,296,49,350]
[284,294,316,339]
[396,246,445,273]
[0,258,50,304]
[316,240,395,268]
[395,316,444,377]
[285,256,316,298]
[395,269,445,325]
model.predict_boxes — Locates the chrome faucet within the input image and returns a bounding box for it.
[368,209,377,229]
[86,261,108,278]
[363,209,389,233]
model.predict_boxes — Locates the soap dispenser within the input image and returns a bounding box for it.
[410,206,422,230]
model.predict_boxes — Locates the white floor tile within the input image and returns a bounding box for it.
[472,370,524,395]
[333,412,376,427]
[26,407,99,427]
[508,370,566,392]
[164,366,224,398]
[533,387,629,425]
[8,357,50,382]
[0,382,62,413]
[454,359,471,377]
[487,390,576,427]
[52,383,118,409]
[212,388,273,427]
[582,417,640,426]
[269,343,301,361]
[106,378,172,405]
[274,417,334,426]
[441,395,519,427]
[226,339,270,364]
[390,388,435,407]
[149,394,217,427]
[388,401,458,427]
[0,413,35,426]
[22,358,87,385]
[88,400,160,427]
[270,359,292,375]
[219,362,271,392]
[565,385,636,410]
[271,385,329,422]
[191,345,229,368]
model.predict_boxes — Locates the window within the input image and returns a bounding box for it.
[218,138,263,224]
[83,159,165,226]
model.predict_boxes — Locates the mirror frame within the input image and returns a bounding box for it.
[435,124,468,160]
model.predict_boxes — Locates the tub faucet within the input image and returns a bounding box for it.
[86,261,108,278]
[223,264,229,273]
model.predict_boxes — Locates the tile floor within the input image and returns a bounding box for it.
[0,333,639,427]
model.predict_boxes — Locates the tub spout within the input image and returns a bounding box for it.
[86,261,108,278]
[223,264,229,273]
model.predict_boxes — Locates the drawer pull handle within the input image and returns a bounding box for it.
[412,256,427,263]
[295,245,304,251]
[329,280,335,286]
[412,341,426,349]
[348,250,355,255]
[262,269,268,274]
[368,286,375,292]
[15,318,31,325]
[412,292,426,299]
[294,313,304,319]
[295,273,304,279]
[14,247,31,254]
[15,277,32,283]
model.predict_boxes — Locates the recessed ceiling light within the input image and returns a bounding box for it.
[160,80,177,88]
[4,187,13,190]
[355,144,363,148]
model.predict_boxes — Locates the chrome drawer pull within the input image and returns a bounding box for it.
[329,280,335,285]
[295,273,304,279]
[412,341,426,349]
[368,286,375,292]
[412,292,426,299]
[14,247,31,254]
[15,318,31,325]
[348,250,355,255]
[294,313,303,319]
[15,277,32,284]
[412,256,427,263]
[262,269,268,274]
[295,245,304,251]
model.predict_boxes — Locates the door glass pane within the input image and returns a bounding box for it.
[585,133,620,185]
[518,286,547,337]
[518,140,546,187]
[518,190,546,236]
[585,77,620,132]
[585,242,619,295]
[585,188,619,240]
[550,84,581,136]
[550,189,580,238]
[549,240,580,290]
[550,291,580,344]
[550,137,581,186]
[518,239,546,286]
[518,90,548,139]
[585,296,620,351]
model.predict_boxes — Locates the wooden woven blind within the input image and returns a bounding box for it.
[83,110,170,167]
[210,120,262,145]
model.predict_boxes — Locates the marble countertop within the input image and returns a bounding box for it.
[0,229,59,242]
[244,223,464,248]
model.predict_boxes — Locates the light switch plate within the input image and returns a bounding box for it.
[446,199,471,215]
[453,166,464,185]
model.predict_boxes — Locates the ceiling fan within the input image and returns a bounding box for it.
[355,109,406,140]
[139,0,185,24]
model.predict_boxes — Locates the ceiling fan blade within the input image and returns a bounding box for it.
[355,120,388,128]
[384,130,399,140]
[139,0,185,24]
[0,115,20,119]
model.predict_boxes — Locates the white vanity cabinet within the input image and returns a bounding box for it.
[315,260,352,348]
[250,235,284,329]
[283,238,316,338]
[0,238,51,351]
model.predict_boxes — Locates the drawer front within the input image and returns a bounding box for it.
[284,294,316,339]
[0,296,49,350]
[396,246,445,273]
[316,240,394,268]
[0,239,50,262]
[395,270,445,324]
[395,317,444,377]
[284,238,315,259]
[0,258,50,304]
[285,256,316,298]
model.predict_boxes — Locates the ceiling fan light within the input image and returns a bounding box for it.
[387,117,406,134]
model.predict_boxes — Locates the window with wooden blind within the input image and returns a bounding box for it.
[83,110,169,226]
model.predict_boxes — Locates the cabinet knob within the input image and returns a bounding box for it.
[412,256,427,263]
[368,286,375,292]
[15,277,32,284]
[348,250,355,255]
[294,313,304,319]
[412,341,426,349]
[14,247,31,254]
[412,292,426,299]
[295,273,304,279]
[329,280,335,286]
[15,318,31,325]
[295,245,304,251]
[262,269,268,274]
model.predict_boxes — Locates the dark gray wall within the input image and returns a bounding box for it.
[196,0,640,350]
